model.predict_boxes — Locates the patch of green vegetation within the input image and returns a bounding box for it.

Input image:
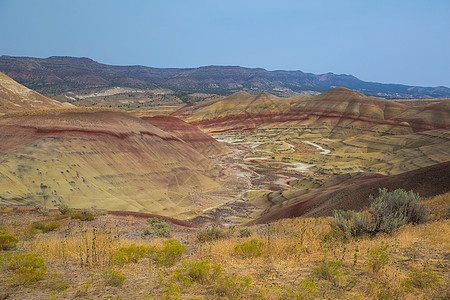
[31,221,60,233]
[313,252,344,284]
[213,275,252,299]
[56,203,72,215]
[234,238,263,258]
[367,244,389,274]
[402,267,441,290]
[157,239,186,267]
[69,210,97,221]
[196,224,226,243]
[0,231,19,250]
[47,270,70,291]
[103,268,126,287]
[238,227,253,238]
[112,244,156,265]
[8,252,47,285]
[331,188,430,237]
[173,259,222,284]
[284,279,319,300]
[147,217,171,238]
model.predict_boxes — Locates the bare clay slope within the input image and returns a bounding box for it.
[175,87,450,134]
[0,109,227,217]
[141,115,231,157]
[0,72,71,114]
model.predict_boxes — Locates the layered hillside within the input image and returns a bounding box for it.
[171,87,450,223]
[175,87,450,135]
[142,115,231,157]
[1,56,449,101]
[0,72,71,114]
[249,161,450,224]
[0,108,228,217]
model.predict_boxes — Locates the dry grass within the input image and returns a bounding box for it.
[1,194,449,299]
[423,192,450,220]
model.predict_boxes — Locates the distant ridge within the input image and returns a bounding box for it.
[0,56,449,102]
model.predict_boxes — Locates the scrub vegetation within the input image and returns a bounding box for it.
[0,192,448,299]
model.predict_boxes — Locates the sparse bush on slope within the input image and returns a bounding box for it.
[234,239,263,258]
[173,259,222,284]
[157,239,186,267]
[0,231,19,250]
[369,188,429,233]
[196,224,226,243]
[331,188,430,237]
[147,217,171,238]
[8,253,47,284]
[31,221,60,233]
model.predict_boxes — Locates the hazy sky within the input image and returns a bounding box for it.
[1,0,449,87]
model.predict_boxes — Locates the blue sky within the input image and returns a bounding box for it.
[1,0,449,87]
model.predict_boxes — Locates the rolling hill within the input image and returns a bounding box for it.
[174,87,450,135]
[141,115,231,157]
[171,87,450,223]
[0,72,72,114]
[0,77,236,218]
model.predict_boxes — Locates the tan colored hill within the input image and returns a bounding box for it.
[173,88,450,175]
[142,115,231,157]
[0,72,71,114]
[174,87,450,134]
[0,108,230,218]
[170,87,450,224]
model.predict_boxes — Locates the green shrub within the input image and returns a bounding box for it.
[157,239,186,267]
[162,280,180,300]
[367,244,389,274]
[111,250,129,265]
[56,204,72,215]
[402,267,441,290]
[147,217,171,238]
[103,268,126,287]
[0,232,19,250]
[331,189,429,237]
[234,239,263,258]
[111,244,156,265]
[284,279,319,300]
[31,221,60,233]
[174,259,222,284]
[69,211,97,221]
[214,275,251,299]
[238,227,253,238]
[196,224,226,243]
[313,252,343,284]
[8,253,47,284]
[331,210,371,237]
[369,279,401,300]
[370,188,429,233]
[47,271,70,291]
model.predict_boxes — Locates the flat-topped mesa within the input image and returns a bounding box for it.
[0,72,72,113]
